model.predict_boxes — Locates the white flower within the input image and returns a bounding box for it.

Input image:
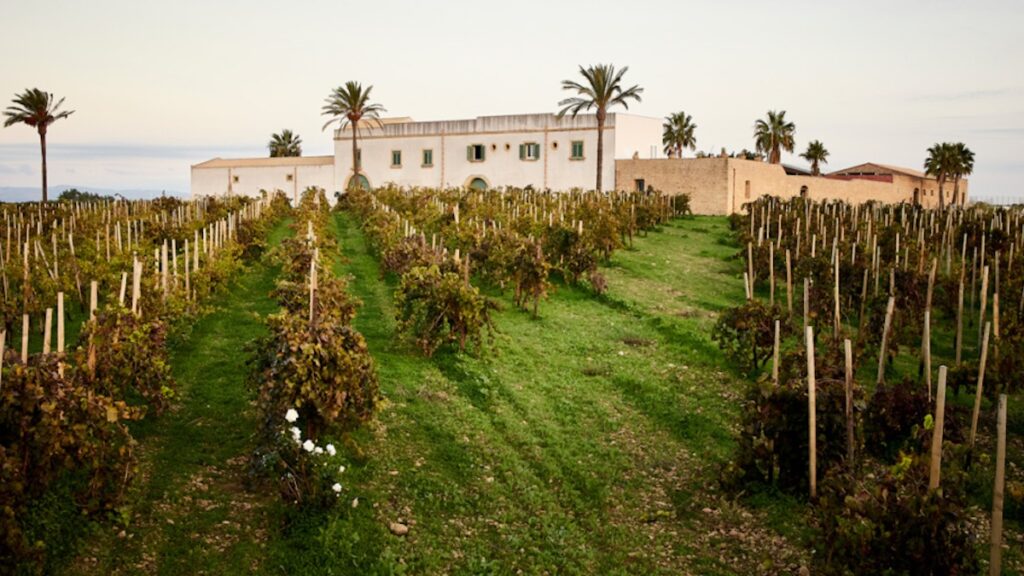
[338,465,346,473]
[332,483,342,493]
[285,409,299,423]
[289,427,302,443]
[326,444,336,456]
[351,497,359,508]
[303,440,315,453]
[314,447,324,455]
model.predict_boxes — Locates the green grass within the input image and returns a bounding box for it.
[63,219,293,575]
[255,214,810,575]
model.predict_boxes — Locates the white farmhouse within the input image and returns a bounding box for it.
[190,113,663,199]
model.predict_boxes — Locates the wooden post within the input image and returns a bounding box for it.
[90,281,98,321]
[743,272,751,301]
[21,314,29,363]
[969,321,991,449]
[0,330,6,391]
[991,394,1007,576]
[785,249,793,314]
[806,325,817,499]
[833,254,841,339]
[844,338,855,465]
[43,308,52,355]
[132,257,142,316]
[57,292,64,354]
[955,278,964,364]
[119,272,128,306]
[803,277,810,333]
[309,248,319,325]
[923,310,932,402]
[928,365,948,491]
[769,243,775,306]
[877,296,895,385]
[772,319,780,386]
[979,265,989,346]
[747,242,754,297]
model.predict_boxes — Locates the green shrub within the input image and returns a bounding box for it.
[394,264,496,357]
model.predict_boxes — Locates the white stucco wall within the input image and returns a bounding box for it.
[190,158,333,202]
[333,113,660,192]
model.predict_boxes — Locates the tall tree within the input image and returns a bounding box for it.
[558,64,643,191]
[322,81,385,190]
[924,142,954,209]
[949,142,975,206]
[3,88,75,203]
[753,110,796,165]
[799,140,830,176]
[662,111,697,158]
[268,129,303,157]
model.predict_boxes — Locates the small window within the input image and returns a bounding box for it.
[286,173,294,182]
[519,142,540,161]
[467,144,486,162]
[635,179,646,192]
[232,175,239,183]
[744,180,751,199]
[391,150,402,167]
[571,140,584,160]
[422,149,433,167]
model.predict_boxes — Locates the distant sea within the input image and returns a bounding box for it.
[0,186,187,203]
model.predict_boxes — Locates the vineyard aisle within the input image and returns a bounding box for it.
[67,219,295,575]
[308,212,810,575]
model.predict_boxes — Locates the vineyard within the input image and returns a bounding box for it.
[0,188,1020,574]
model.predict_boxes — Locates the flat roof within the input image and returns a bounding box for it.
[192,155,334,169]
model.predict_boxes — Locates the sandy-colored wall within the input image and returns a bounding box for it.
[615,157,954,215]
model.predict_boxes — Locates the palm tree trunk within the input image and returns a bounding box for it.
[352,120,360,186]
[39,128,48,203]
[596,111,605,192]
[938,179,945,210]
[953,178,960,206]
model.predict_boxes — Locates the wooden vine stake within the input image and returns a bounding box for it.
[89,280,98,321]
[969,321,991,449]
[21,314,28,363]
[806,325,817,499]
[785,249,793,314]
[309,248,319,326]
[0,330,6,391]
[928,365,948,491]
[844,338,854,465]
[990,394,1007,576]
[876,296,895,385]
[955,278,964,364]
[769,243,775,306]
[771,319,780,386]
[43,308,52,355]
[923,311,932,402]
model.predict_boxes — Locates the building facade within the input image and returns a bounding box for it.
[616,158,967,215]
[190,156,334,203]
[331,113,663,191]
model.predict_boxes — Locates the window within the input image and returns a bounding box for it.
[519,142,540,161]
[467,144,486,162]
[635,179,646,192]
[469,177,488,191]
[422,149,433,167]
[286,173,294,182]
[391,150,402,167]
[232,175,239,183]
[744,180,751,199]
[571,140,585,160]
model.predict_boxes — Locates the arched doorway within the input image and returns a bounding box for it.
[800,185,808,199]
[467,177,489,191]
[913,188,920,205]
[346,174,370,191]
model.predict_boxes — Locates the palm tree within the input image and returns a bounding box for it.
[799,140,830,176]
[949,142,974,206]
[558,64,643,191]
[662,111,697,158]
[924,142,954,209]
[753,110,796,164]
[3,88,75,202]
[268,129,303,157]
[322,81,385,189]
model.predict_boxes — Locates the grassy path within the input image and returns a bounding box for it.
[278,212,809,575]
[68,220,292,576]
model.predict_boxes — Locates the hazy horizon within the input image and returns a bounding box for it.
[1,0,1022,201]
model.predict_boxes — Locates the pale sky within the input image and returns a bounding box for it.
[1,0,1022,200]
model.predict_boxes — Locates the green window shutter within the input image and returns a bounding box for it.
[467,145,472,161]
[480,146,485,161]
[519,144,525,160]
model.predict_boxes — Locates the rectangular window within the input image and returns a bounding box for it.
[286,173,294,182]
[519,142,540,161]
[467,144,486,162]
[571,140,584,160]
[635,179,645,192]
[422,149,433,167]
[232,175,239,183]
[391,150,402,167]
